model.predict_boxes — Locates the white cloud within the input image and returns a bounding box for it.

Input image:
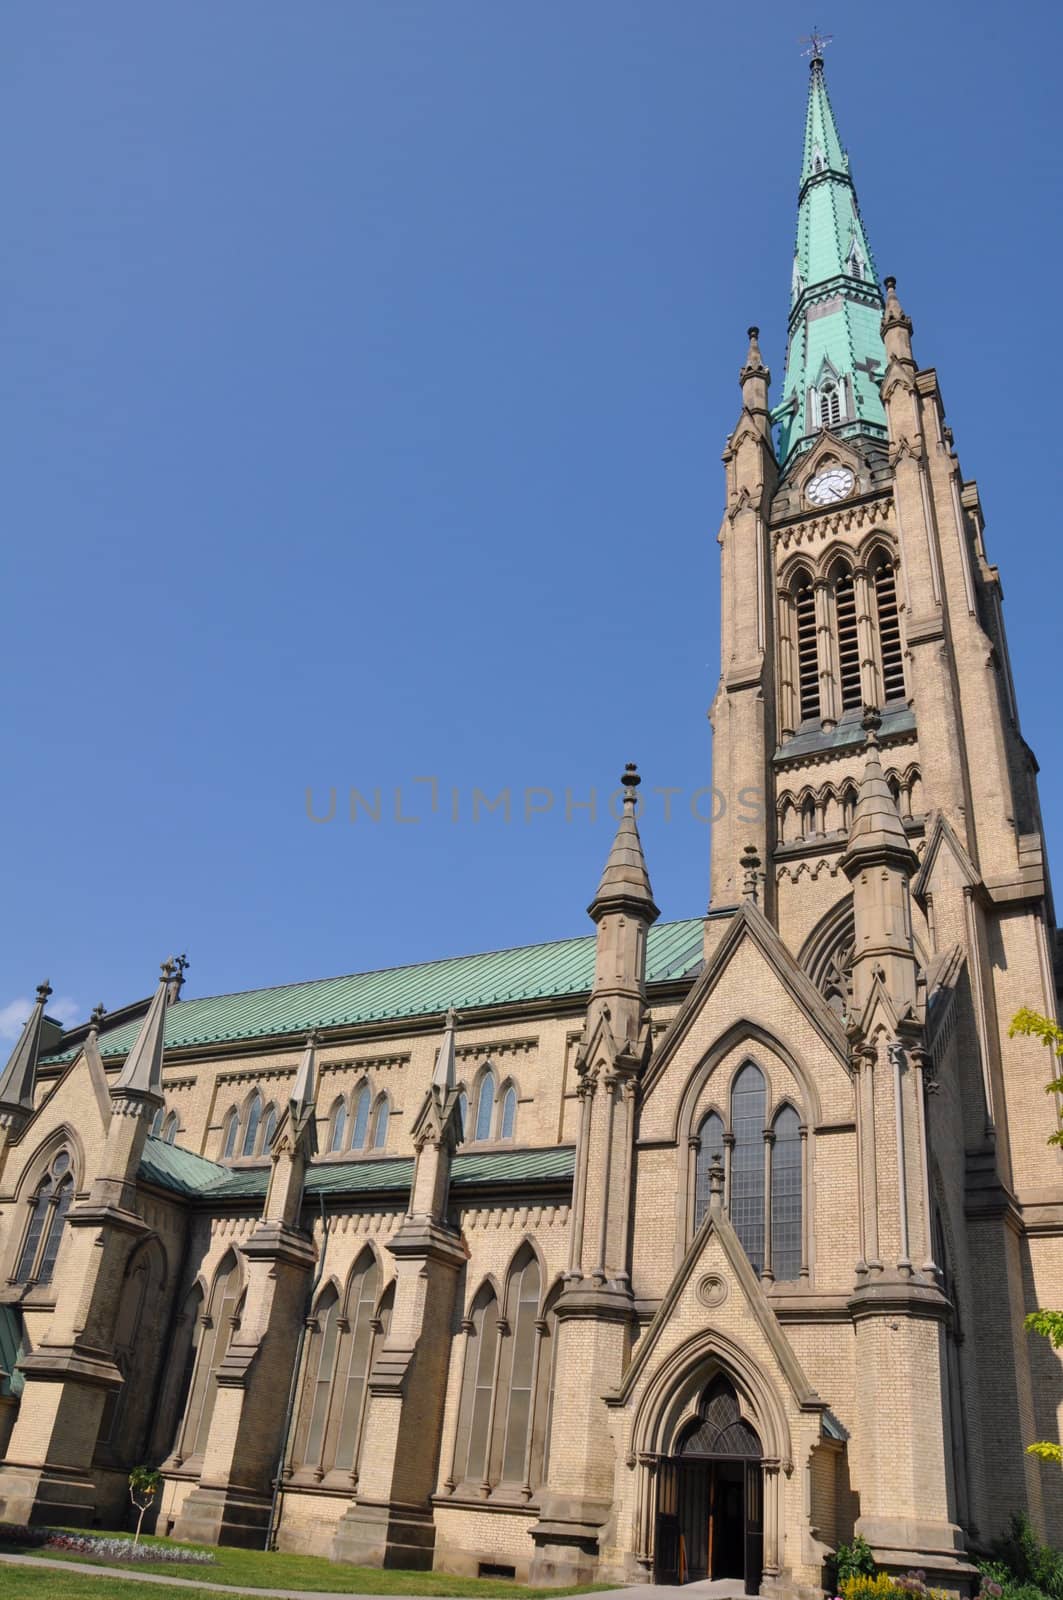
[0,994,80,1043]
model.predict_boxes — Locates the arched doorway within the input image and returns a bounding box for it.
[655,1375,763,1590]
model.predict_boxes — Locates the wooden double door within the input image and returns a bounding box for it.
[655,1455,763,1591]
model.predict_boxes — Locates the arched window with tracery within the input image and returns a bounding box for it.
[771,1106,803,1282]
[179,1252,241,1460]
[241,1092,262,1158]
[15,1150,75,1286]
[871,554,905,703]
[449,1254,556,1496]
[730,1064,767,1275]
[819,382,842,429]
[679,1374,762,1459]
[221,1110,238,1159]
[349,1084,371,1151]
[694,1111,725,1232]
[793,572,819,723]
[473,1070,496,1143]
[260,1104,277,1153]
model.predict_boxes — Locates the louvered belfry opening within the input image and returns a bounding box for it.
[834,566,862,710]
[794,574,819,721]
[874,559,905,702]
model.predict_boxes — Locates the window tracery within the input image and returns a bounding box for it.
[15,1150,74,1286]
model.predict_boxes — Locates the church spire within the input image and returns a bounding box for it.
[0,981,52,1117]
[589,765,659,924]
[776,55,889,467]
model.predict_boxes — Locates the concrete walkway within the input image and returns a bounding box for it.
[0,1550,759,1600]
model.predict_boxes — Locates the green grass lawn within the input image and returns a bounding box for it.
[0,1529,605,1597]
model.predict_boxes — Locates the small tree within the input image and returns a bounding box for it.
[128,1466,162,1544]
[1009,1007,1063,1465]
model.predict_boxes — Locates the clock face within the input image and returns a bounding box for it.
[805,465,855,506]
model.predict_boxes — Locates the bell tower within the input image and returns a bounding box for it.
[709,42,1060,1559]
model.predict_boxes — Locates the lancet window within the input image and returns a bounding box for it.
[779,541,907,735]
[178,1252,242,1461]
[289,1252,391,1481]
[448,1248,558,1497]
[15,1149,75,1286]
[690,1064,806,1284]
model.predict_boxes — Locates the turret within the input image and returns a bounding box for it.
[0,981,52,1128]
[407,1008,464,1224]
[840,708,920,1016]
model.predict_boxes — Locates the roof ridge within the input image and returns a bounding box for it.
[92,915,705,1020]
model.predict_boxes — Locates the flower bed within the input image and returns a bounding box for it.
[0,1524,215,1565]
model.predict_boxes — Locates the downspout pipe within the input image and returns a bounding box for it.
[265,1194,329,1551]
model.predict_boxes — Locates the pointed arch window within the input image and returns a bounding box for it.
[694,1111,725,1232]
[222,1109,238,1159]
[501,1253,540,1482]
[150,1106,164,1137]
[455,1284,499,1486]
[833,564,862,711]
[349,1084,371,1151]
[98,1246,162,1455]
[371,1096,390,1151]
[328,1098,348,1154]
[457,1091,469,1141]
[162,1111,179,1145]
[872,556,906,703]
[16,1150,74,1286]
[819,382,842,429]
[473,1071,496,1143]
[304,1285,341,1468]
[260,1104,277,1153]
[499,1086,517,1141]
[241,1092,262,1158]
[771,1106,803,1282]
[180,1253,241,1460]
[165,1284,203,1459]
[334,1253,382,1474]
[793,572,819,723]
[730,1064,767,1274]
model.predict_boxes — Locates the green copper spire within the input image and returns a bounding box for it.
[775,57,888,467]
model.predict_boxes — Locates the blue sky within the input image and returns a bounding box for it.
[2,1,1061,1032]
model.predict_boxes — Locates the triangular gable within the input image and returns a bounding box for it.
[912,810,981,905]
[610,1201,824,1419]
[643,901,848,1099]
[8,1035,112,1150]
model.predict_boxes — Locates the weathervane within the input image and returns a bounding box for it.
[800,26,833,62]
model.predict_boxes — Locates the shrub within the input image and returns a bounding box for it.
[990,1513,1063,1600]
[837,1536,878,1585]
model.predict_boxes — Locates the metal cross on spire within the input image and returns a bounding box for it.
[800,26,833,62]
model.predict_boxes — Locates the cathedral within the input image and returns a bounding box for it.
[0,53,1059,1596]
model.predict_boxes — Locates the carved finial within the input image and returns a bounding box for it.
[36,980,53,1006]
[862,705,882,747]
[800,27,833,66]
[160,957,176,982]
[89,1002,107,1032]
[740,842,763,902]
[621,763,641,810]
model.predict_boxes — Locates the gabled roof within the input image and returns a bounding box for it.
[43,919,703,1065]
[137,1134,574,1203]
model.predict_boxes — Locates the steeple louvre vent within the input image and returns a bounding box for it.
[795,576,820,721]
[834,568,862,710]
[874,561,906,702]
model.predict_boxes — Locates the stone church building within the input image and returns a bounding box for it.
[0,56,1059,1595]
